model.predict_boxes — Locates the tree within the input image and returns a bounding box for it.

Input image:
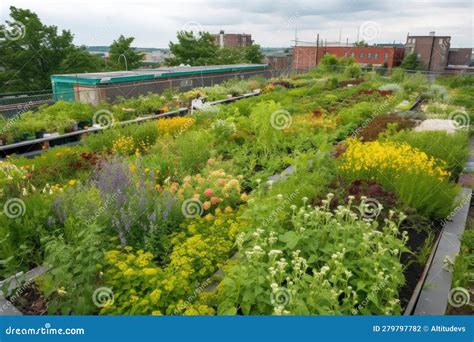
[216,47,245,64]
[165,31,219,66]
[60,46,105,74]
[354,40,369,47]
[0,6,77,92]
[244,44,263,64]
[400,53,422,71]
[108,35,144,70]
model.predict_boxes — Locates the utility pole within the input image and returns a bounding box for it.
[315,33,319,66]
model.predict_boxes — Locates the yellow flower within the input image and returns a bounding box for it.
[57,287,67,296]
[143,268,158,276]
[68,179,77,186]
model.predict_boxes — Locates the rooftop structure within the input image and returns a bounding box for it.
[51,64,268,105]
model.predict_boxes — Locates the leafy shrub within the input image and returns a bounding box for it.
[217,196,408,315]
[0,192,53,277]
[39,222,106,314]
[100,212,239,315]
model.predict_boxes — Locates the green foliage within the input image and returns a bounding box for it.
[0,6,103,92]
[217,196,408,315]
[108,35,144,70]
[244,44,264,64]
[59,46,105,73]
[40,222,106,314]
[166,31,218,66]
[344,63,362,79]
[0,193,53,277]
[400,53,423,71]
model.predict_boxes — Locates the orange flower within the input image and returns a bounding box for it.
[204,188,214,197]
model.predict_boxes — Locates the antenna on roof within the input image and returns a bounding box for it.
[294,29,298,47]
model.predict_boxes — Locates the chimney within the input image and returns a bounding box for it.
[429,31,435,36]
[219,30,224,47]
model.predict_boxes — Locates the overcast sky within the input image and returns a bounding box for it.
[0,0,472,48]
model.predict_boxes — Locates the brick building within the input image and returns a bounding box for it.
[448,48,473,66]
[405,32,450,71]
[212,30,253,48]
[292,46,404,71]
[264,53,293,70]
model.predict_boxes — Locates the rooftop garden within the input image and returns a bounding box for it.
[1,56,472,316]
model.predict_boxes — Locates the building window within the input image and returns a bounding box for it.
[384,52,388,60]
[368,52,372,59]
[359,52,364,58]
[374,53,379,59]
[351,52,355,58]
[344,52,348,57]
[180,79,193,87]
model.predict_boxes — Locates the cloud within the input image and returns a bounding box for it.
[0,0,472,47]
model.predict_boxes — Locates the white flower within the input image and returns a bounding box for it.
[268,250,283,257]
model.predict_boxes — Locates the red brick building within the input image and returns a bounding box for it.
[212,30,253,48]
[405,33,450,71]
[292,46,405,71]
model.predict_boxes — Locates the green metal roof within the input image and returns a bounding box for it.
[51,64,268,86]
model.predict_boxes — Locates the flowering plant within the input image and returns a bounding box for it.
[338,139,458,218]
[165,168,248,217]
[157,117,195,136]
[100,212,239,315]
[217,195,408,315]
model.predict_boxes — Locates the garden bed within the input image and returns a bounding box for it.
[1,58,473,316]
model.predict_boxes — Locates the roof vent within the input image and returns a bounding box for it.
[429,31,435,36]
